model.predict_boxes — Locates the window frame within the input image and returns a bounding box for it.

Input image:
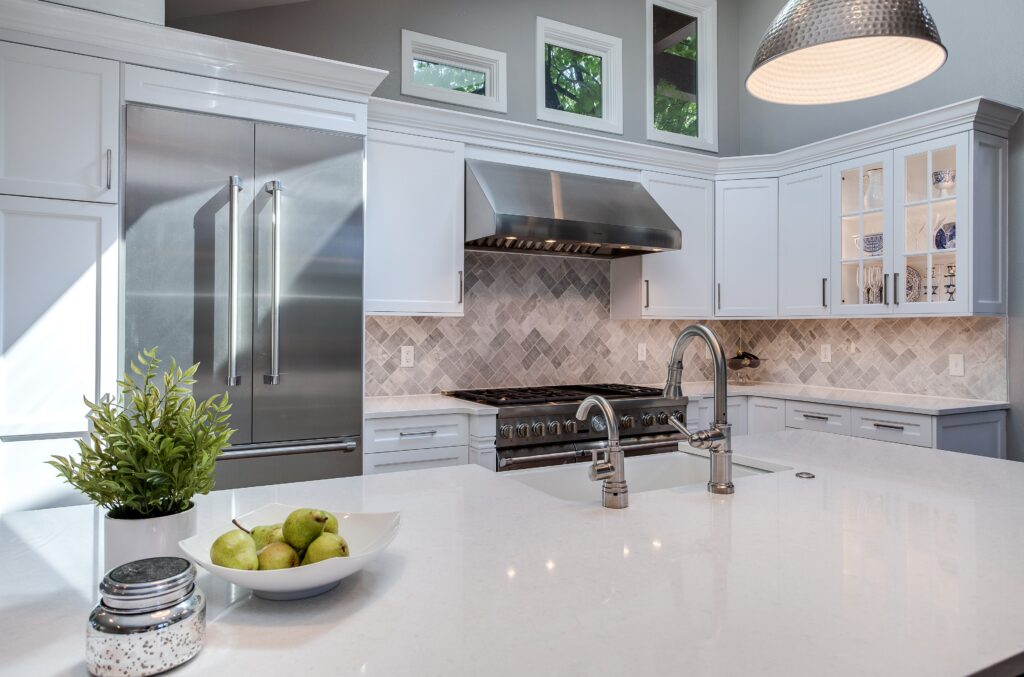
[535,17,623,135]
[401,29,508,113]
[646,0,718,151]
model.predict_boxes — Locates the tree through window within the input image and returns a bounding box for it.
[653,4,699,137]
[543,44,603,118]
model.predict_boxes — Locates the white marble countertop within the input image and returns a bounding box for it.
[675,381,1008,415]
[4,430,1024,676]
[363,394,498,419]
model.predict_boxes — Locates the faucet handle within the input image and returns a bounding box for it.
[589,461,615,481]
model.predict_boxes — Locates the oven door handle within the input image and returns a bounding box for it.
[499,435,688,468]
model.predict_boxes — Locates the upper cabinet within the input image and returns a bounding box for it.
[365,130,465,316]
[610,172,714,319]
[779,166,830,317]
[0,41,119,203]
[714,178,778,317]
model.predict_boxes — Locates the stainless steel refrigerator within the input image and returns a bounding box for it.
[123,104,363,488]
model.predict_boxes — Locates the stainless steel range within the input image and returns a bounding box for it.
[444,384,688,471]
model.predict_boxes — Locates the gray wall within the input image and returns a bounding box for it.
[736,0,1024,461]
[170,0,741,155]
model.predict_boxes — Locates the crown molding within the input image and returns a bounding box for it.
[0,0,387,102]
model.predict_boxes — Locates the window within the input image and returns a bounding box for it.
[646,0,717,151]
[536,17,622,134]
[401,30,507,113]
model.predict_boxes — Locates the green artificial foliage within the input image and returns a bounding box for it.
[48,347,234,519]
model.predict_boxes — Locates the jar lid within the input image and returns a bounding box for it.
[100,557,196,612]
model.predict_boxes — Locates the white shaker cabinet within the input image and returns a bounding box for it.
[610,172,714,319]
[0,41,119,203]
[365,130,465,316]
[0,195,118,436]
[714,178,778,317]
[778,167,830,317]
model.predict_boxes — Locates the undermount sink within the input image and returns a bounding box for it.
[508,451,790,503]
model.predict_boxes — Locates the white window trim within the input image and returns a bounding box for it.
[646,0,718,152]
[401,30,507,113]
[535,17,623,135]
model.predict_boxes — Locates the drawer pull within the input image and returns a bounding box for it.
[399,430,438,437]
[873,423,905,432]
[802,414,829,422]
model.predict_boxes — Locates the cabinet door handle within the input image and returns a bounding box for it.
[458,271,464,304]
[399,430,438,437]
[893,272,900,306]
[227,175,243,387]
[802,414,829,422]
[263,180,284,386]
[717,283,721,310]
[873,422,905,432]
[105,148,112,190]
[883,273,890,305]
[822,277,828,308]
[643,279,650,308]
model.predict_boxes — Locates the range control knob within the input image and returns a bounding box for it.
[656,411,669,425]
[547,421,561,435]
[499,424,514,440]
[641,413,655,427]
[619,415,635,430]
[516,423,530,438]
[563,419,579,434]
[531,422,545,437]
[591,415,607,432]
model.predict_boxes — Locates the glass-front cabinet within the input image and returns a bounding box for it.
[830,151,894,315]
[893,133,969,314]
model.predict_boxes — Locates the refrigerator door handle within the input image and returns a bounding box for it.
[264,180,284,386]
[220,439,357,460]
[227,175,243,387]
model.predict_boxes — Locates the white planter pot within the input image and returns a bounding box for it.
[104,503,198,571]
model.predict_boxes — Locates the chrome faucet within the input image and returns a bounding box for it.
[576,395,628,509]
[663,324,734,495]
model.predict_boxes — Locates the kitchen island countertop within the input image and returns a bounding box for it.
[2,429,1024,676]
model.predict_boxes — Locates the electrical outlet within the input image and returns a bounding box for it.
[637,343,647,361]
[820,344,832,363]
[400,345,415,368]
[949,354,965,377]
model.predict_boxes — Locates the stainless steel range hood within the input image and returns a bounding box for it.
[465,160,681,258]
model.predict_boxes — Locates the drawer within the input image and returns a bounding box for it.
[363,445,468,474]
[364,414,469,454]
[851,408,934,448]
[785,400,852,435]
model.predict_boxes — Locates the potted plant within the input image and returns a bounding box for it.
[49,347,234,569]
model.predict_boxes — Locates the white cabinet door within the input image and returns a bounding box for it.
[727,397,748,436]
[779,167,830,317]
[714,178,778,317]
[747,397,786,434]
[610,172,714,319]
[0,196,118,436]
[0,42,119,203]
[365,130,465,316]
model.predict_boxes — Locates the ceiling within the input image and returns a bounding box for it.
[165,0,310,21]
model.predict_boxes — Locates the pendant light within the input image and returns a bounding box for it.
[746,0,947,105]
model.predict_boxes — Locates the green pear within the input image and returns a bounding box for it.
[324,513,339,534]
[301,531,349,565]
[210,530,258,570]
[282,508,329,551]
[257,542,299,570]
[251,523,284,550]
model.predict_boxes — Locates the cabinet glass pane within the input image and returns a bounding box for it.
[840,262,861,306]
[840,168,860,215]
[904,152,928,204]
[932,252,957,303]
[932,199,957,249]
[841,216,860,259]
[862,260,885,305]
[904,255,928,304]
[931,145,957,199]
[863,164,884,211]
[905,203,929,253]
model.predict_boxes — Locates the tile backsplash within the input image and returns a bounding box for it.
[365,252,1007,401]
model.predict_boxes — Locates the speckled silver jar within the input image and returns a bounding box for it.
[87,557,206,677]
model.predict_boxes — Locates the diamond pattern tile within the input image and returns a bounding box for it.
[365,252,1007,401]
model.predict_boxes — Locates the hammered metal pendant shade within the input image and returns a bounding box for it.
[746,0,947,104]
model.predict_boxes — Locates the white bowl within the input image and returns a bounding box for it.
[179,503,400,600]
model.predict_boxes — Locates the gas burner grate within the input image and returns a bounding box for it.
[444,384,664,407]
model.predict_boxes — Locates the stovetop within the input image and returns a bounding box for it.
[444,383,664,407]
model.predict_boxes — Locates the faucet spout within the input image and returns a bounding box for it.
[576,395,628,509]
[663,324,734,495]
